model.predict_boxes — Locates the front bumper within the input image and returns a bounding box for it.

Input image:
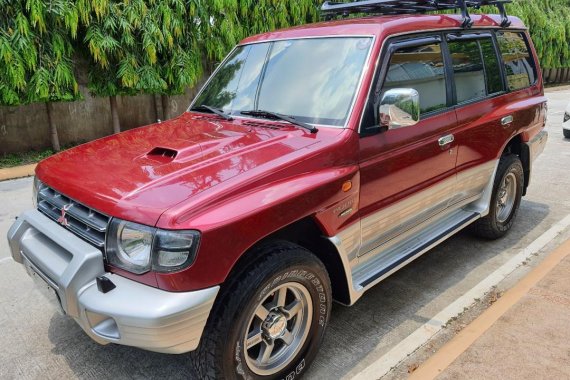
[7,210,219,354]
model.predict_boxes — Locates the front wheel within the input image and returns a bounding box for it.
[192,242,332,379]
[563,129,570,139]
[471,154,523,239]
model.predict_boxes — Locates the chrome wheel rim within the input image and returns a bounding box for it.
[496,172,517,223]
[243,282,313,376]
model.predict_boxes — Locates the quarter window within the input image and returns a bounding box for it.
[383,42,447,115]
[496,32,537,91]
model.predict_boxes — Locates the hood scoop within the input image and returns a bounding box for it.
[146,147,178,163]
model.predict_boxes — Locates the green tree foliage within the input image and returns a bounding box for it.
[0,0,81,150]
[459,0,570,69]
[1,0,80,105]
[83,0,204,129]
[3,0,570,149]
[505,0,570,69]
[194,0,322,64]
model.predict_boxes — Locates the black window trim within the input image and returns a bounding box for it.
[360,32,453,135]
[358,28,538,136]
[445,32,507,108]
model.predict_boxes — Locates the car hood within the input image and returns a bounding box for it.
[36,112,341,225]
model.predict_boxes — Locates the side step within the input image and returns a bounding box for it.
[353,209,480,292]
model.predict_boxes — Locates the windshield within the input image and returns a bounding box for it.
[192,37,373,127]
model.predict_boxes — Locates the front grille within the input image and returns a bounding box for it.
[37,185,109,249]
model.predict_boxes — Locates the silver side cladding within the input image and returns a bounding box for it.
[7,210,219,354]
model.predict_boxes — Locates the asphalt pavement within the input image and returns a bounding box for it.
[0,89,569,380]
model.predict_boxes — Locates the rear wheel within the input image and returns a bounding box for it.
[472,154,523,239]
[192,242,331,380]
[563,129,570,139]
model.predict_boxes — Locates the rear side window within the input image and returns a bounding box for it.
[496,31,537,91]
[448,40,486,103]
[480,38,503,94]
[448,37,503,103]
[383,42,446,115]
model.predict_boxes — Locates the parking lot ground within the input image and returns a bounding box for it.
[0,88,569,380]
[409,238,570,380]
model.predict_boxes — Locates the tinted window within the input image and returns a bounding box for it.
[449,40,486,103]
[257,38,372,125]
[497,32,537,91]
[480,38,503,94]
[195,44,269,111]
[383,42,447,114]
[195,37,373,126]
[448,38,503,103]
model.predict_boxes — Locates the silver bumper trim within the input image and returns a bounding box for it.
[527,130,548,163]
[8,210,219,354]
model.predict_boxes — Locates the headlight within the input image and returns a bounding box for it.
[32,177,42,208]
[106,219,200,274]
[564,112,570,123]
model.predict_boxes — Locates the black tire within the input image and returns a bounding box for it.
[471,154,524,239]
[563,129,570,139]
[192,242,332,380]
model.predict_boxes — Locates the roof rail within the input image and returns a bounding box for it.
[321,0,512,28]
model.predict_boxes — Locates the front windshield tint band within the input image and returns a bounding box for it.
[189,36,375,128]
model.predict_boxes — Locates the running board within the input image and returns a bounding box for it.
[353,210,480,292]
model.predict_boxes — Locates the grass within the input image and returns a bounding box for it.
[0,142,82,169]
[0,149,55,169]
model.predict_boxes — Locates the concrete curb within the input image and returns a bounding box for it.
[0,163,36,182]
[544,84,570,92]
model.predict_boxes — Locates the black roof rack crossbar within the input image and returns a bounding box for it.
[321,0,512,28]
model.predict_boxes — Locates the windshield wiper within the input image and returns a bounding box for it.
[240,110,318,134]
[191,104,233,121]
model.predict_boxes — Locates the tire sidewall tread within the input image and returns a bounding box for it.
[192,242,332,380]
[472,154,524,239]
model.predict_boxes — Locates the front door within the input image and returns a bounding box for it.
[358,36,458,257]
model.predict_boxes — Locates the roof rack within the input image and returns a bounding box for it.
[321,0,512,28]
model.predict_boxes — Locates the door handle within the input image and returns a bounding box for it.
[501,115,513,125]
[438,134,454,147]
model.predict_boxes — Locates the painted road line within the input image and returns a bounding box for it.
[0,257,13,264]
[352,213,570,380]
[409,237,570,379]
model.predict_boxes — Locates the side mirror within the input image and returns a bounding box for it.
[379,88,420,129]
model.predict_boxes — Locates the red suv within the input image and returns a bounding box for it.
[8,1,547,378]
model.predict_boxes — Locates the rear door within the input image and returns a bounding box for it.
[358,35,458,256]
[448,31,540,206]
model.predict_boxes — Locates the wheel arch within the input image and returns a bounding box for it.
[502,133,530,195]
[222,217,352,306]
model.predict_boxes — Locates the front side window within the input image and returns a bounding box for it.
[193,37,373,127]
[448,37,503,104]
[382,42,447,115]
[496,31,537,91]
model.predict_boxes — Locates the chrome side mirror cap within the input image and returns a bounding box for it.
[379,88,420,129]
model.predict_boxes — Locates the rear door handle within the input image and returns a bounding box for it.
[438,134,454,147]
[501,115,513,125]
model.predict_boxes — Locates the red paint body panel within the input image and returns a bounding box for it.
[35,14,545,292]
[359,110,458,220]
